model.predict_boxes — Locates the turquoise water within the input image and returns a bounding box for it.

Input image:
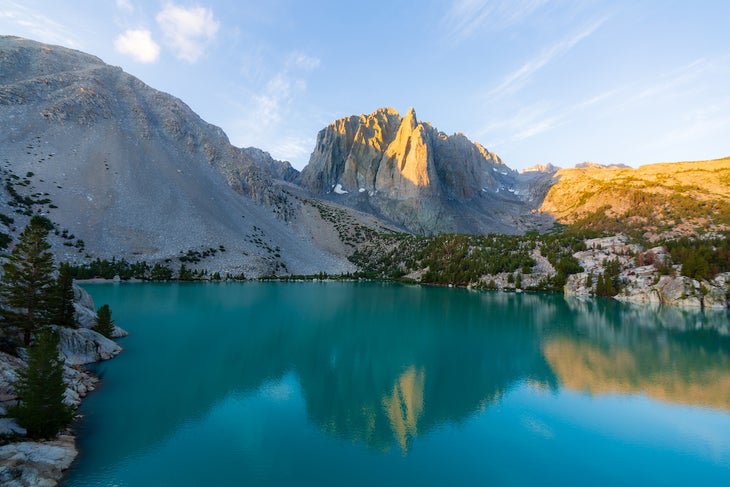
[64,282,730,486]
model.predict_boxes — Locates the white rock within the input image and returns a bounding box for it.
[0,418,26,436]
[0,435,77,487]
[54,326,122,365]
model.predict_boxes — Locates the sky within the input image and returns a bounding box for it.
[1,0,729,171]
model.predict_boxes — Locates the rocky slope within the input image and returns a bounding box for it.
[564,236,729,310]
[537,157,730,239]
[0,35,353,277]
[298,107,551,235]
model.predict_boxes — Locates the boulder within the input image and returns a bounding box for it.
[703,283,728,309]
[655,276,703,308]
[0,435,77,487]
[54,326,122,365]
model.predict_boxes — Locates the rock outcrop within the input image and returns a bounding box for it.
[0,435,77,487]
[241,147,299,183]
[54,326,121,366]
[298,107,547,234]
[565,236,729,310]
[0,283,125,486]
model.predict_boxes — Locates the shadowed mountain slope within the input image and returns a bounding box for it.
[0,36,349,276]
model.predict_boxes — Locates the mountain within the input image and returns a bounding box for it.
[240,147,299,183]
[0,35,358,276]
[298,107,550,235]
[4,35,725,281]
[538,157,730,239]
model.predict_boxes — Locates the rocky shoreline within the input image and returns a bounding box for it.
[564,236,729,311]
[0,285,126,487]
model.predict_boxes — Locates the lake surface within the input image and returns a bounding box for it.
[64,282,730,486]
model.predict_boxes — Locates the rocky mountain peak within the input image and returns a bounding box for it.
[298,107,535,234]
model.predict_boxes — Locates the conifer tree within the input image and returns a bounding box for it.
[9,327,72,439]
[52,262,77,328]
[1,216,56,345]
[93,304,115,338]
[596,273,605,296]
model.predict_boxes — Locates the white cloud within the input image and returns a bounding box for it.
[245,50,321,131]
[484,17,607,101]
[114,29,160,63]
[286,52,321,72]
[115,0,134,12]
[442,0,548,42]
[226,50,322,168]
[156,2,219,63]
[478,88,619,149]
[273,136,315,164]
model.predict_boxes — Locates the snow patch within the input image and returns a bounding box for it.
[334,184,348,194]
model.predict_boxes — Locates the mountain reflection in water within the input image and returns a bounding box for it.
[76,282,730,459]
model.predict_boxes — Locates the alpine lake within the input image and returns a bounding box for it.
[62,281,730,486]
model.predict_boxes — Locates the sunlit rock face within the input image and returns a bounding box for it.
[298,108,533,235]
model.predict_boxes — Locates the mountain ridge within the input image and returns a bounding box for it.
[2,36,729,280]
[0,35,352,276]
[297,106,548,235]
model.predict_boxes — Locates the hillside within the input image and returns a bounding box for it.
[0,36,385,276]
[538,157,730,239]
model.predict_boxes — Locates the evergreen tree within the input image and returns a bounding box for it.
[604,270,616,296]
[93,304,115,338]
[596,273,605,296]
[51,262,77,328]
[150,263,173,281]
[9,327,72,439]
[1,216,56,345]
[178,263,193,281]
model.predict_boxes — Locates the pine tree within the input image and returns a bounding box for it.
[93,304,115,338]
[51,262,77,328]
[1,216,56,345]
[9,327,73,439]
[596,273,605,296]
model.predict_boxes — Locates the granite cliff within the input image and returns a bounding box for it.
[298,107,549,234]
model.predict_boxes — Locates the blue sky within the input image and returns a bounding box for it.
[1,1,729,171]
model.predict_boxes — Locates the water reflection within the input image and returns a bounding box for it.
[77,283,730,460]
[546,298,730,410]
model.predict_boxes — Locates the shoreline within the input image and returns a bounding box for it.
[0,285,126,487]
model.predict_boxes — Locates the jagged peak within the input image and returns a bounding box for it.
[375,106,400,116]
[402,107,418,130]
